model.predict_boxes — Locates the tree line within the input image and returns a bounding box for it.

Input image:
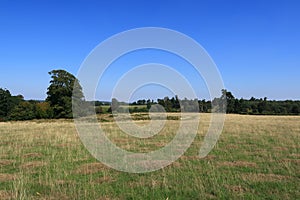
[213,90,300,115]
[97,90,300,115]
[0,69,84,121]
[0,69,299,121]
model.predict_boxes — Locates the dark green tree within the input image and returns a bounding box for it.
[46,69,84,118]
[221,89,235,113]
[0,88,14,120]
[8,101,36,120]
[146,99,152,110]
[258,97,268,114]
[163,97,173,112]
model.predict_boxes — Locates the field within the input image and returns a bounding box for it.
[98,105,148,114]
[0,114,299,199]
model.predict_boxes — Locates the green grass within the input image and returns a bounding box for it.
[0,114,299,199]
[99,105,147,113]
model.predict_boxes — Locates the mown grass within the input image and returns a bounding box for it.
[0,114,299,199]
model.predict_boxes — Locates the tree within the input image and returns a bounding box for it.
[146,99,152,110]
[163,97,173,112]
[0,88,13,119]
[46,69,84,118]
[8,101,36,120]
[36,102,53,119]
[221,89,235,113]
[108,98,119,113]
[258,97,268,114]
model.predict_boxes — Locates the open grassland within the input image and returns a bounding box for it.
[0,114,299,199]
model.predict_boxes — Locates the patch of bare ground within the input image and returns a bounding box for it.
[154,142,168,148]
[245,149,268,155]
[180,155,198,160]
[202,155,217,160]
[0,173,17,181]
[0,190,13,200]
[225,185,249,193]
[0,159,15,166]
[170,161,181,167]
[22,152,43,158]
[241,173,291,182]
[134,160,171,170]
[20,161,47,169]
[273,146,289,151]
[72,157,90,162]
[161,161,181,169]
[218,161,257,167]
[290,145,300,149]
[180,155,216,161]
[73,162,108,175]
[282,159,300,164]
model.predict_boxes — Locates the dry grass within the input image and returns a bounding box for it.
[92,176,115,184]
[217,161,257,167]
[22,152,43,158]
[0,159,15,166]
[20,161,47,169]
[0,173,18,181]
[73,162,109,175]
[0,114,299,199]
[241,173,292,182]
[0,190,13,200]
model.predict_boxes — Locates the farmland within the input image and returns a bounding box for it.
[0,114,299,199]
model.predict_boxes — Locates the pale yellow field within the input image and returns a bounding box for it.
[0,114,299,199]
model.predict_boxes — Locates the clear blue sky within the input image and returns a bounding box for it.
[0,0,299,101]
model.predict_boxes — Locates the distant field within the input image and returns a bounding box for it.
[0,114,299,199]
[99,105,147,113]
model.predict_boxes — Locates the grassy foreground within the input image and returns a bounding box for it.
[0,114,299,199]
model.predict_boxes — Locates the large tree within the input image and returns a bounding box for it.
[0,88,13,119]
[46,69,84,118]
[0,88,25,120]
[221,89,235,113]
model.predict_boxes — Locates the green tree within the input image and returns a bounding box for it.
[8,101,36,120]
[0,88,13,119]
[221,89,235,113]
[146,99,152,110]
[46,69,84,118]
[163,97,173,112]
[36,101,53,119]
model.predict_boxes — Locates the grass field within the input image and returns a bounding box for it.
[99,105,148,114]
[0,114,299,199]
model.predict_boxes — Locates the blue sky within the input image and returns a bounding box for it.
[0,0,299,101]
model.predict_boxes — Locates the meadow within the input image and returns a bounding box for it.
[0,114,299,199]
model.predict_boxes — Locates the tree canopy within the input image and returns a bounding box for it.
[46,69,84,118]
[0,88,13,119]
[0,68,299,121]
